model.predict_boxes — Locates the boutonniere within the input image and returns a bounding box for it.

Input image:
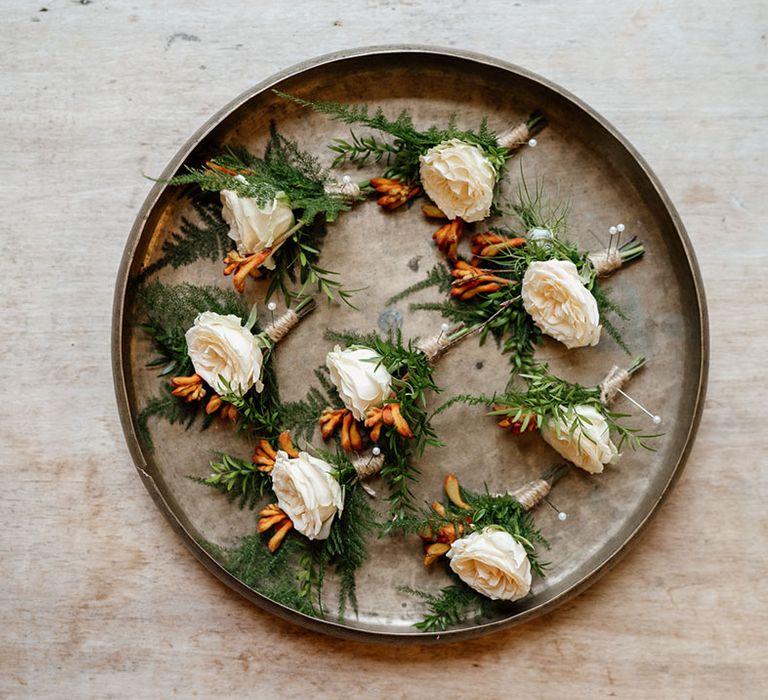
[403,468,565,631]
[277,91,544,221]
[136,281,313,449]
[446,358,660,474]
[200,434,378,618]
[163,124,367,303]
[391,180,645,368]
[314,323,473,531]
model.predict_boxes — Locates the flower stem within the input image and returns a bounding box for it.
[618,236,645,263]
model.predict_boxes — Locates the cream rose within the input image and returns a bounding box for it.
[326,346,393,420]
[419,139,496,222]
[271,450,344,540]
[540,404,619,473]
[521,259,601,348]
[447,528,532,601]
[220,189,296,269]
[185,311,264,396]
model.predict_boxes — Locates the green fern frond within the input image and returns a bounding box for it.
[140,196,231,278]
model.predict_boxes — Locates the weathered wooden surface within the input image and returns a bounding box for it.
[1,1,766,697]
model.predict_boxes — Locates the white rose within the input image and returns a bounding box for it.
[220,189,296,269]
[326,346,393,420]
[447,528,532,602]
[540,404,620,473]
[271,450,344,540]
[419,139,496,222]
[521,259,602,348]
[185,311,264,396]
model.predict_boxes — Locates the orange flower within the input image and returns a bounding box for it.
[364,402,414,441]
[223,249,271,293]
[423,542,451,567]
[203,393,238,422]
[421,203,447,219]
[432,219,464,261]
[319,407,346,440]
[257,503,293,552]
[443,474,471,510]
[450,260,513,300]
[370,178,420,210]
[341,411,364,452]
[251,431,299,473]
[318,408,363,452]
[420,495,470,566]
[170,374,206,402]
[470,232,527,259]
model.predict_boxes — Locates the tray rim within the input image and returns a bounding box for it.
[112,44,709,644]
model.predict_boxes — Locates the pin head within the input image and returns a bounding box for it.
[342,175,352,184]
[608,226,618,235]
[267,301,277,311]
[440,323,450,332]
[616,223,625,232]
[371,446,382,456]
[652,415,662,425]
[527,138,537,147]
[558,511,568,521]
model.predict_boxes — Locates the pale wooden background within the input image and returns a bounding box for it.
[1,1,766,697]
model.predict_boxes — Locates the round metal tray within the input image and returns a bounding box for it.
[113,46,708,642]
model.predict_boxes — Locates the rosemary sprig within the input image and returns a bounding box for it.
[277,91,514,183]
[384,263,453,306]
[193,453,273,510]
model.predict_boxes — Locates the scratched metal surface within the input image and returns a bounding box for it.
[114,48,706,641]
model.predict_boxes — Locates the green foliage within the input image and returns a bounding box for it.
[279,367,344,442]
[168,125,352,224]
[194,453,273,510]
[591,283,630,354]
[277,91,509,183]
[325,483,379,617]
[509,173,569,234]
[402,582,493,633]
[136,386,208,452]
[217,360,284,439]
[201,535,316,615]
[268,218,361,307]
[410,290,542,374]
[385,263,453,306]
[140,196,231,278]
